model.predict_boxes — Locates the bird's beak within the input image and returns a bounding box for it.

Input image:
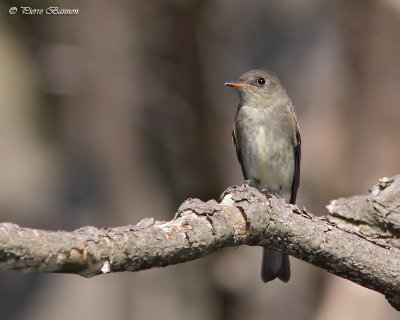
[224,81,254,88]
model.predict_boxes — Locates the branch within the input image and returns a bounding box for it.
[1,176,400,311]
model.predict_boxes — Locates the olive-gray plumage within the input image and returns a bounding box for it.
[225,69,301,283]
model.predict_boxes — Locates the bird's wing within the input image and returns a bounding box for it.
[232,128,248,180]
[288,102,301,205]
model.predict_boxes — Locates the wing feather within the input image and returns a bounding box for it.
[232,128,248,180]
[289,105,301,205]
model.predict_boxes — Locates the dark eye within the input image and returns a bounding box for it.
[257,77,266,85]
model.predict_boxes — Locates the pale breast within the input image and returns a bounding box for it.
[234,105,295,202]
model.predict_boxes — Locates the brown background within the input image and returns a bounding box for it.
[0,0,399,319]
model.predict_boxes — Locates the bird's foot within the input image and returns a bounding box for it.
[260,189,273,199]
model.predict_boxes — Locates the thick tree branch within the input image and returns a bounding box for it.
[1,176,400,310]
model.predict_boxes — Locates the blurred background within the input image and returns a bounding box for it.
[0,0,399,319]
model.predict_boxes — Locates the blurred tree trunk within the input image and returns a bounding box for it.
[137,1,223,204]
[334,0,400,191]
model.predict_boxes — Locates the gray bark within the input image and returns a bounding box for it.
[1,176,400,311]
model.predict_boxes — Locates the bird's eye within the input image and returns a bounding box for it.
[257,77,266,85]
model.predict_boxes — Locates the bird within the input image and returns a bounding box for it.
[225,69,301,283]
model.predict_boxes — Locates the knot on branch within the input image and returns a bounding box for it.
[327,174,400,246]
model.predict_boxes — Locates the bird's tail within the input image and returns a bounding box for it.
[261,247,290,283]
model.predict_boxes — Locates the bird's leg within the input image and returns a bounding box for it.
[241,178,259,188]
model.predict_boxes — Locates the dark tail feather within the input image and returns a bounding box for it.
[261,247,291,283]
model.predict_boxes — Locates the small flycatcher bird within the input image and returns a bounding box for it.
[225,69,301,283]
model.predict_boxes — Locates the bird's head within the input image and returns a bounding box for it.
[225,69,286,106]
